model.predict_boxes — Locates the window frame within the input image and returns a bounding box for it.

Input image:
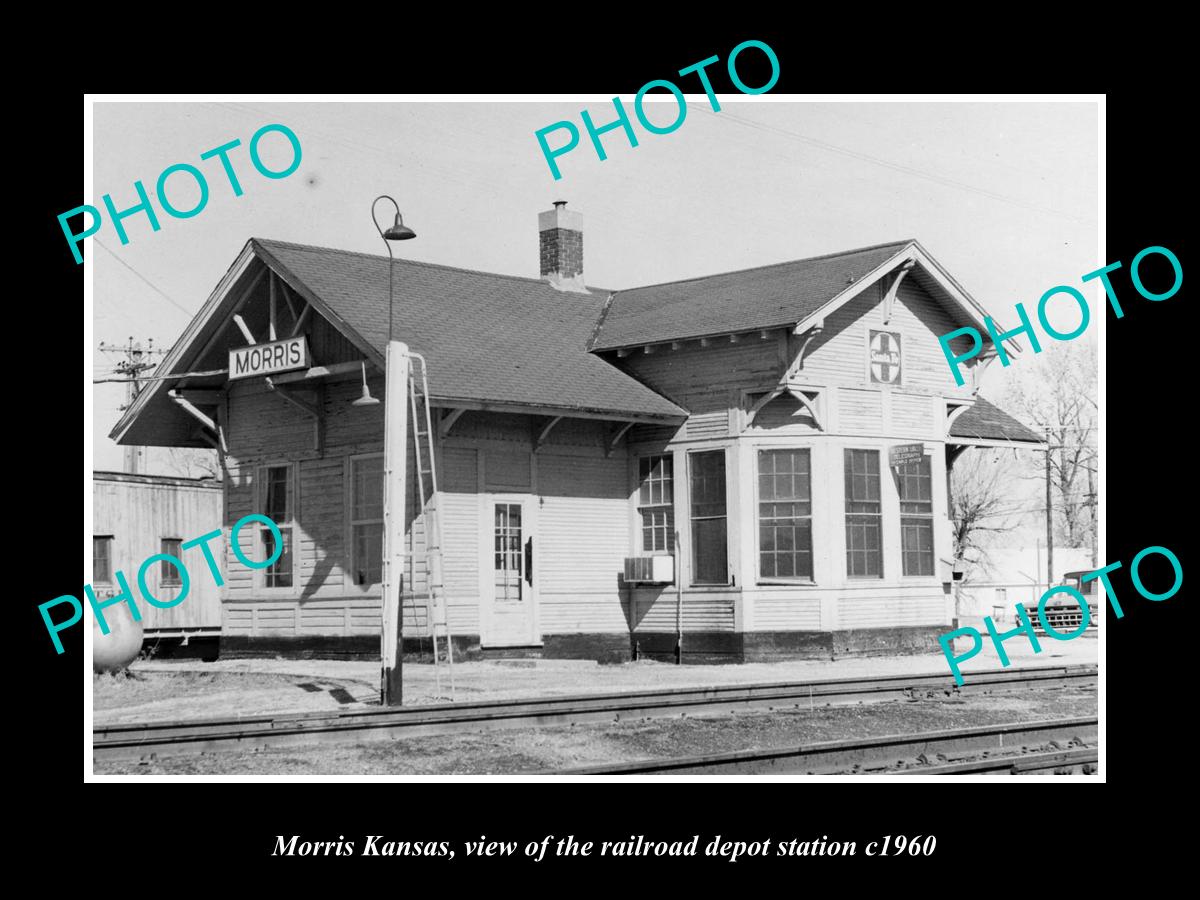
[687,448,730,587]
[755,445,816,585]
[93,535,114,585]
[347,453,385,590]
[636,454,675,555]
[896,453,936,578]
[254,461,299,594]
[160,538,184,585]
[844,447,884,579]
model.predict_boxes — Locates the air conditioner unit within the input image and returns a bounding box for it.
[624,555,675,584]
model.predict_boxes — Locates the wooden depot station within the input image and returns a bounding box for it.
[111,202,1043,663]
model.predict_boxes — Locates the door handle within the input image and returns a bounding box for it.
[524,537,533,586]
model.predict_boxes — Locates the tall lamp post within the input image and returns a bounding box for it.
[370,195,416,707]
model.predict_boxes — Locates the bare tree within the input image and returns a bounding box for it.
[1000,341,1098,560]
[949,448,1020,583]
[166,447,221,480]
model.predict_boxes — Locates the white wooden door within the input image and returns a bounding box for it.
[480,495,538,646]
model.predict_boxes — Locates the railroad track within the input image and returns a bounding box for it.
[551,717,1099,776]
[93,663,1094,762]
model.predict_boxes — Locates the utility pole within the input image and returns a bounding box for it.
[98,337,165,474]
[1087,467,1097,568]
[1044,426,1054,589]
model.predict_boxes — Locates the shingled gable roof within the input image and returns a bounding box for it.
[588,239,1013,353]
[111,239,687,447]
[251,239,687,421]
[949,397,1043,445]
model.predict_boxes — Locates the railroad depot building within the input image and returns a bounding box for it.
[111,204,1042,662]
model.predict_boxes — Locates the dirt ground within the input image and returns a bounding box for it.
[95,685,1097,775]
[93,632,1098,726]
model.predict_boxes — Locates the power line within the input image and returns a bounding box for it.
[699,106,1086,223]
[95,240,193,317]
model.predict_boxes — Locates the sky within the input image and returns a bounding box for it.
[90,98,1099,474]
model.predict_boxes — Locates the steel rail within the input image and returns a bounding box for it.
[93,664,1096,762]
[891,746,1098,775]
[551,717,1099,775]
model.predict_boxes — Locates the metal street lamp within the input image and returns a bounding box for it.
[370,195,416,707]
[371,195,417,340]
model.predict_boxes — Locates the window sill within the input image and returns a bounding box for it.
[687,584,740,592]
[757,580,817,587]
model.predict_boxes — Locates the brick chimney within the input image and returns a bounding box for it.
[539,200,586,292]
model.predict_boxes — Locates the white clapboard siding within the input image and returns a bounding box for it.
[836,588,947,628]
[840,388,883,433]
[891,393,934,438]
[625,339,782,407]
[536,452,630,634]
[440,448,481,634]
[630,589,737,631]
[797,279,976,397]
[750,593,823,630]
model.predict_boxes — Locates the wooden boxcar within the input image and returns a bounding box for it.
[92,471,224,657]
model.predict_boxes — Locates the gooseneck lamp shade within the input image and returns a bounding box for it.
[383,213,416,241]
[351,360,380,406]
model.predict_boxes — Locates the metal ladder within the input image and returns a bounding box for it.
[408,352,455,701]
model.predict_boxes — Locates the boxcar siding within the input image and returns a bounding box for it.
[92,474,224,632]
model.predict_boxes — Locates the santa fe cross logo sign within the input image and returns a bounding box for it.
[869,330,902,384]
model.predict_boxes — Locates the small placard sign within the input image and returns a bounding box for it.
[889,442,925,467]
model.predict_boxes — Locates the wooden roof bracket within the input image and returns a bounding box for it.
[882,259,916,325]
[972,346,1000,392]
[946,400,974,437]
[744,386,786,430]
[171,390,223,451]
[788,317,825,377]
[533,415,564,453]
[743,383,824,432]
[169,389,217,432]
[606,421,635,458]
[785,385,824,431]
[439,408,466,439]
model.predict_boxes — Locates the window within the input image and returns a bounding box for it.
[844,449,882,577]
[758,449,813,580]
[350,456,384,586]
[637,455,675,553]
[260,464,294,588]
[93,536,113,584]
[160,538,183,585]
[689,450,728,585]
[898,455,935,576]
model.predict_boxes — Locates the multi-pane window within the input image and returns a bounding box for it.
[844,449,882,577]
[758,449,813,580]
[689,450,728,585]
[160,538,183,585]
[260,464,294,588]
[350,456,384,586]
[93,536,113,583]
[638,455,675,553]
[494,502,524,603]
[898,455,935,576]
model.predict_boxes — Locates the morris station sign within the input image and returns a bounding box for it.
[229,336,309,380]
